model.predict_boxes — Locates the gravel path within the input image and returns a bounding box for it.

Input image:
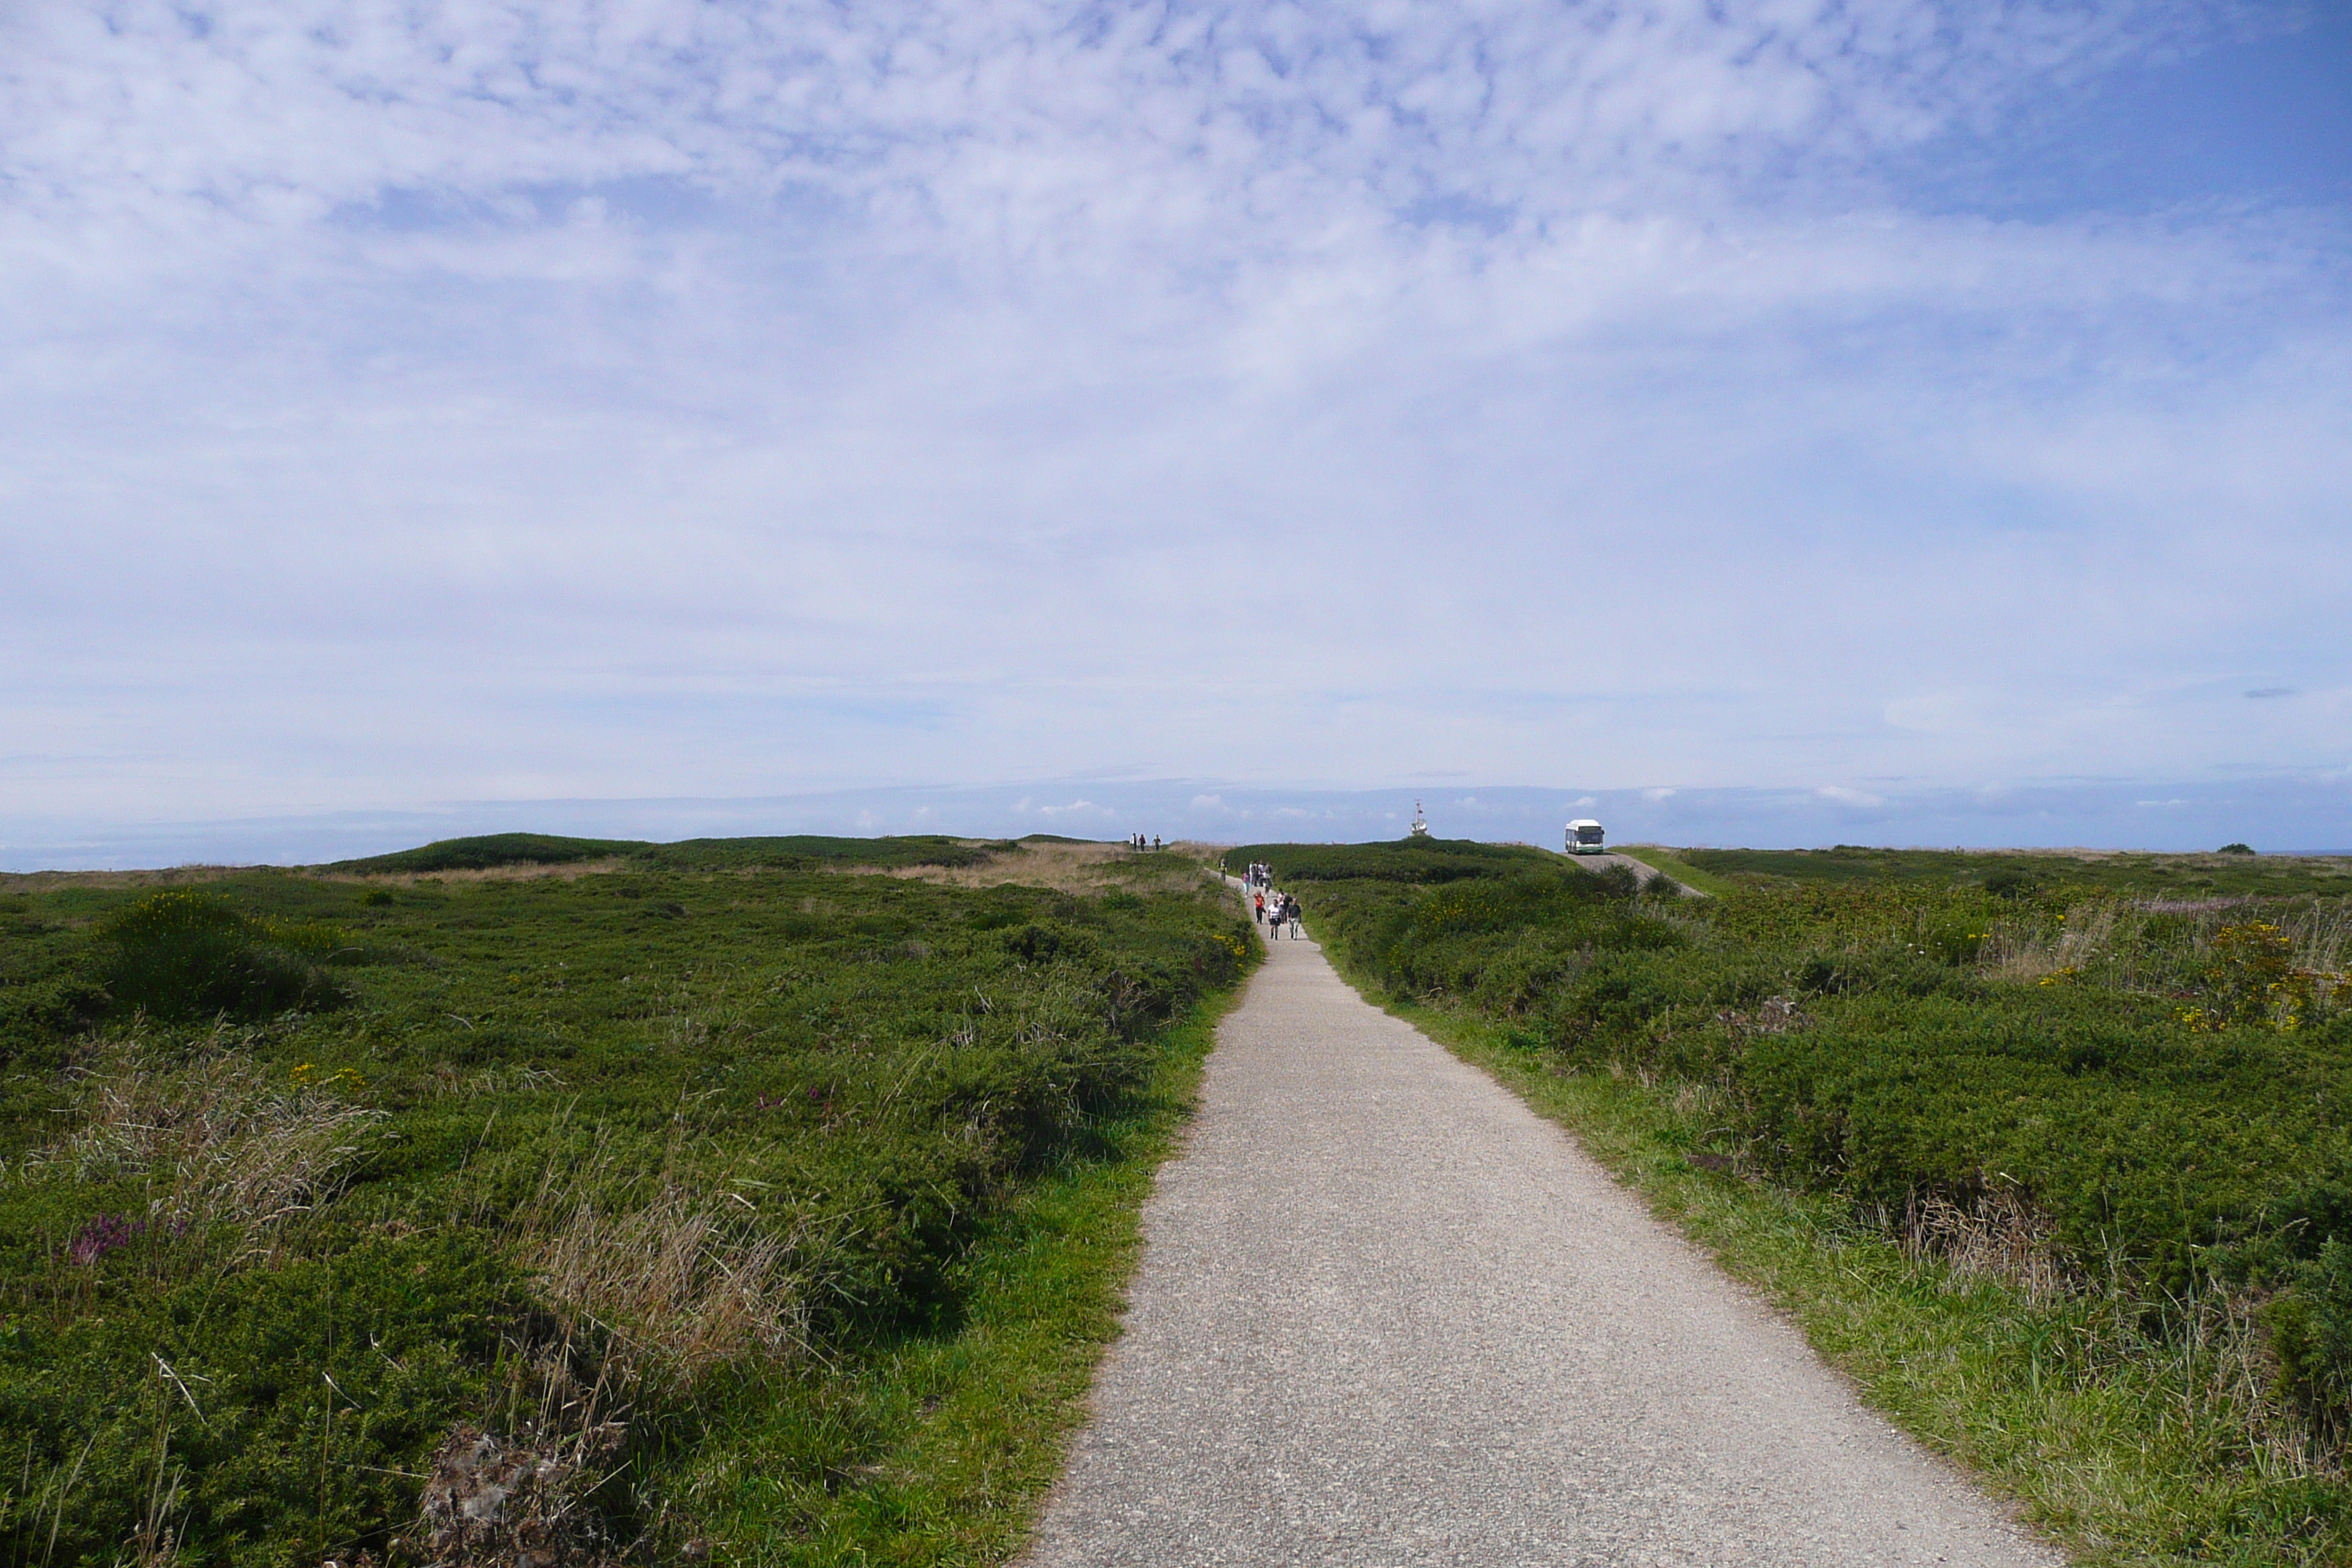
[1021,904,2062,1567]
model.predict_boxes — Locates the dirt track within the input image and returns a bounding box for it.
[1021,905,2058,1567]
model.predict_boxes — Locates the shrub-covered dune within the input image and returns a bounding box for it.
[0,842,1251,1566]
[1252,839,2352,1561]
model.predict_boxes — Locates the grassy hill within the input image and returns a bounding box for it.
[1221,835,1554,884]
[325,831,1009,876]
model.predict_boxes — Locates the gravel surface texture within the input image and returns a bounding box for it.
[1021,901,2062,1567]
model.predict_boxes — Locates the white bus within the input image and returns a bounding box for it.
[1566,819,1606,856]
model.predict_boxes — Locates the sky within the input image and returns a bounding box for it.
[2,0,2348,867]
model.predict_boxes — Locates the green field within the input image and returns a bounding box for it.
[1670,844,2352,899]
[324,832,1009,877]
[1262,837,2352,1563]
[0,836,1252,1567]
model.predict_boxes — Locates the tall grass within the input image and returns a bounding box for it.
[32,1035,386,1254]
[513,1163,815,1388]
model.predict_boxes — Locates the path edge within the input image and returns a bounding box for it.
[1304,919,2082,1565]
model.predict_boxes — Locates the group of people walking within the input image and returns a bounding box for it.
[1129,834,1162,851]
[1245,862,1303,940]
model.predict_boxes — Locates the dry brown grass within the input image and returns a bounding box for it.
[426,1063,570,1098]
[1901,1186,2074,1305]
[508,1153,812,1390]
[887,840,1224,897]
[1980,900,2122,982]
[34,1034,386,1246]
[2166,1283,2343,1479]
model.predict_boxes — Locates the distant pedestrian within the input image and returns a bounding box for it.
[1253,891,1265,924]
[1283,894,1302,938]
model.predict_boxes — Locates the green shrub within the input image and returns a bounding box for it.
[0,974,109,1036]
[1004,921,1091,965]
[2268,1245,2352,1433]
[1302,867,1683,1013]
[95,890,344,1020]
[1982,867,2040,898]
[0,1230,532,1567]
[0,859,1254,1561]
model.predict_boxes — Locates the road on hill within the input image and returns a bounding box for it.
[1019,896,2058,1567]
[1566,848,1697,893]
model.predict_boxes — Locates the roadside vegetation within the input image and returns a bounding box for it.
[0,834,1251,1567]
[1611,845,1739,897]
[1230,837,2352,1564]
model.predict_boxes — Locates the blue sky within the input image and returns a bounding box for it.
[2,0,2346,866]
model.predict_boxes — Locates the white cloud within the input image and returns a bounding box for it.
[1189,794,1226,811]
[1817,786,1888,807]
[1,1,2342,828]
